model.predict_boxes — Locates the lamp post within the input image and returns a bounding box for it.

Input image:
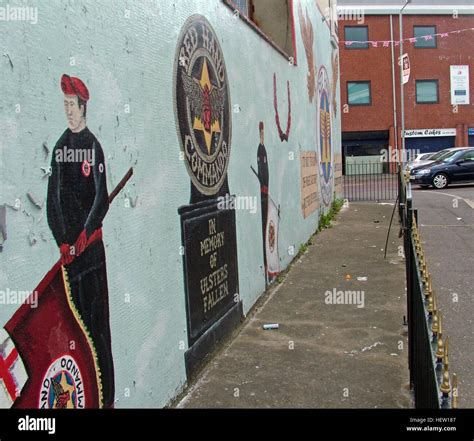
[399,0,411,164]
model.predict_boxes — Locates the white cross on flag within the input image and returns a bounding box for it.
[0,328,28,407]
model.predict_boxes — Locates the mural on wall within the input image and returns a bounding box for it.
[251,122,281,285]
[300,150,319,218]
[273,74,292,142]
[331,51,339,114]
[334,153,343,196]
[316,0,338,42]
[265,195,281,282]
[174,14,231,204]
[0,0,342,409]
[331,49,342,197]
[0,205,6,252]
[174,15,241,377]
[317,66,334,207]
[0,75,133,409]
[48,74,115,408]
[297,2,316,103]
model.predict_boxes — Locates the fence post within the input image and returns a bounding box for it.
[405,189,413,386]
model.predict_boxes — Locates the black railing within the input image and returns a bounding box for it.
[398,167,457,409]
[344,162,398,201]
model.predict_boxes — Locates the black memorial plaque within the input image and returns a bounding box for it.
[179,198,240,347]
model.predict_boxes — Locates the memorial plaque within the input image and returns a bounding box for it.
[179,198,239,345]
[300,150,319,218]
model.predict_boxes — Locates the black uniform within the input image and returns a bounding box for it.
[257,143,269,285]
[47,127,115,408]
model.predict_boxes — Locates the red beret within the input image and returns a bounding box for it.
[61,74,89,101]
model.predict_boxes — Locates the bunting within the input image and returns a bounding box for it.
[341,27,474,46]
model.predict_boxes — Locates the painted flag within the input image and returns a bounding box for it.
[3,262,102,408]
[266,195,281,280]
[0,328,28,407]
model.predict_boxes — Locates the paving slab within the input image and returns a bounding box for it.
[177,203,412,408]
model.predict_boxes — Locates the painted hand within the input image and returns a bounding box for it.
[59,243,73,265]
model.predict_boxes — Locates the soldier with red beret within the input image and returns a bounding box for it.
[47,74,115,408]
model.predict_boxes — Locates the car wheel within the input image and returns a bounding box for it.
[432,173,448,189]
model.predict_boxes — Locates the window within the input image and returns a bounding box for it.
[414,26,437,48]
[231,0,250,15]
[347,81,371,105]
[420,153,434,160]
[460,150,474,162]
[416,80,439,104]
[344,26,369,49]
[223,0,295,61]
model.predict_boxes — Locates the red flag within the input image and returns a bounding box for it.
[3,262,102,409]
[1,167,132,409]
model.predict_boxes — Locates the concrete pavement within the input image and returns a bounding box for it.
[176,203,411,408]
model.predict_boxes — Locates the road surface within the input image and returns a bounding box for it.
[412,183,474,407]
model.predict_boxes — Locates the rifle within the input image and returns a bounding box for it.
[61,167,134,262]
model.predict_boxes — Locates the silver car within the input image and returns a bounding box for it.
[405,152,437,171]
[405,148,470,171]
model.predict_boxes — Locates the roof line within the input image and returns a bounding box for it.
[337,5,474,15]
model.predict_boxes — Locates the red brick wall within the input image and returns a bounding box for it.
[339,15,474,146]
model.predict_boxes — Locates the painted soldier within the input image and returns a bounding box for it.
[256,122,269,286]
[46,74,114,408]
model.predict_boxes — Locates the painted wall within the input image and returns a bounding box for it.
[0,0,341,408]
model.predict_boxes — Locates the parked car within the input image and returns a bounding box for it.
[410,147,474,189]
[405,152,437,171]
[405,147,468,172]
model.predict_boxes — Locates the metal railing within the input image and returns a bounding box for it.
[399,167,458,409]
[344,162,398,201]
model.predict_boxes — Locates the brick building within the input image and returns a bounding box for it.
[337,0,474,166]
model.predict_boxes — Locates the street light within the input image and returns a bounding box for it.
[400,0,411,164]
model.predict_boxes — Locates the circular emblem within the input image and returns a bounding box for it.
[39,355,85,409]
[268,220,276,253]
[174,15,231,196]
[81,160,91,177]
[317,66,334,207]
